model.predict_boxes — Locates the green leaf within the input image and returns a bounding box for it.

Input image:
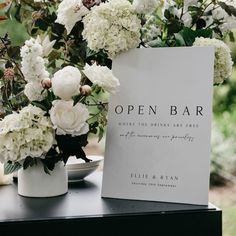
[167,21,183,35]
[31,101,47,111]
[188,6,202,13]
[229,31,235,42]
[196,19,206,30]
[86,48,98,58]
[179,27,213,46]
[164,9,171,19]
[35,18,48,31]
[0,69,3,79]
[14,4,22,22]
[5,60,13,68]
[98,126,104,142]
[4,162,22,175]
[42,162,51,175]
[174,33,186,46]
[219,2,236,17]
[41,160,54,172]
[7,46,21,60]
[23,156,35,169]
[77,134,88,147]
[146,38,166,47]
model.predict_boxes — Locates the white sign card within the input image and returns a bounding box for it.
[102,47,214,205]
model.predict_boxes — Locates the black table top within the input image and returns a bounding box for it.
[0,171,218,223]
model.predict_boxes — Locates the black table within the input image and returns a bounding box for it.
[0,171,222,235]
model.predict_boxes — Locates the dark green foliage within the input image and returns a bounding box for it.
[4,161,22,175]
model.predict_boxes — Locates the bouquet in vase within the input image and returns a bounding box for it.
[0,0,234,176]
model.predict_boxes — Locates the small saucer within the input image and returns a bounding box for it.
[66,155,103,182]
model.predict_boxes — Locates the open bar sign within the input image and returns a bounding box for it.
[102,47,214,205]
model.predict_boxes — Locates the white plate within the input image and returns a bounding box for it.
[66,155,103,182]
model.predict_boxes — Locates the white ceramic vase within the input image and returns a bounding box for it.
[18,161,68,197]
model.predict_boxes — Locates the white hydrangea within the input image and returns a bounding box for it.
[82,0,141,58]
[83,63,120,94]
[0,105,54,163]
[56,0,89,34]
[133,0,161,14]
[20,38,49,83]
[24,82,47,101]
[49,100,89,136]
[193,37,233,84]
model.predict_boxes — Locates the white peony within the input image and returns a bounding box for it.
[49,100,89,136]
[82,0,141,58]
[56,0,89,34]
[0,105,54,163]
[83,63,120,94]
[24,82,47,101]
[51,66,81,100]
[133,0,161,14]
[193,37,233,84]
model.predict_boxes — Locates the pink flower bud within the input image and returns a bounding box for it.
[4,68,14,81]
[80,85,92,96]
[41,78,52,89]
[82,0,101,9]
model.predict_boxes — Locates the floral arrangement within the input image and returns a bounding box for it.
[0,0,234,174]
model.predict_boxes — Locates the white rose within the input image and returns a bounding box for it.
[24,82,47,101]
[49,100,89,136]
[51,66,81,100]
[83,63,120,94]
